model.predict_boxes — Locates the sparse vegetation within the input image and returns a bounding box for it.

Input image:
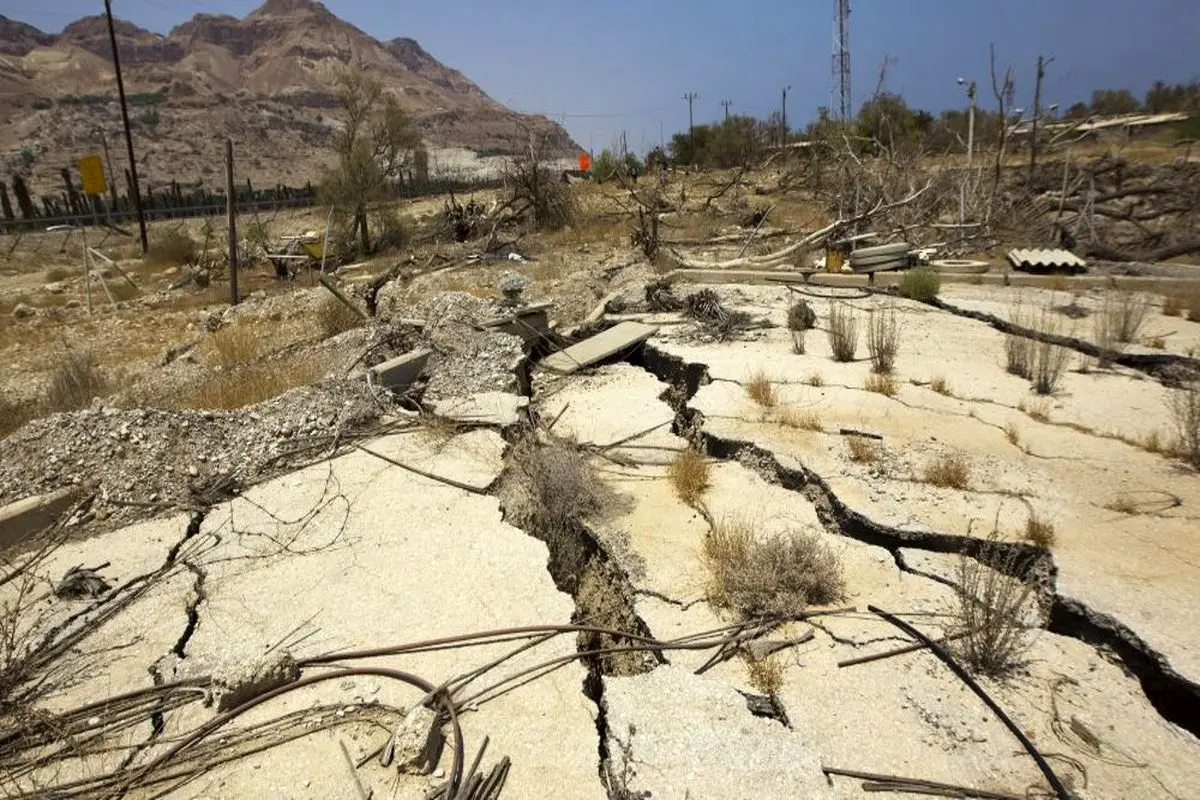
[703,516,844,618]
[745,654,784,695]
[1024,513,1056,548]
[172,361,321,411]
[745,372,776,407]
[1148,337,1166,349]
[146,231,199,266]
[952,531,1035,678]
[806,373,825,388]
[1162,292,1185,317]
[668,449,711,506]
[1106,495,1139,515]
[43,267,69,283]
[864,373,898,397]
[846,436,879,463]
[930,376,951,396]
[0,395,38,438]
[866,305,900,374]
[1019,398,1051,423]
[923,452,971,489]
[1032,336,1071,395]
[44,349,109,412]
[1004,330,1034,378]
[1103,290,1151,344]
[827,302,858,362]
[317,295,363,339]
[1004,422,1021,448]
[787,300,815,352]
[897,267,940,302]
[1168,383,1200,468]
[209,322,265,367]
[778,407,822,431]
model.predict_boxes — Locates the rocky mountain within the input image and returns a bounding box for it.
[0,0,576,194]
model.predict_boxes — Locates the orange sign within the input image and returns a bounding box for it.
[578,152,591,172]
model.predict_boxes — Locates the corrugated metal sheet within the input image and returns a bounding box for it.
[1007,248,1087,269]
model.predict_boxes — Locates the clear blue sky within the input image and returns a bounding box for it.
[8,0,1199,153]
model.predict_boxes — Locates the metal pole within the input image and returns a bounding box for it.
[226,138,238,306]
[684,92,698,165]
[965,81,976,169]
[1030,55,1046,176]
[781,86,790,146]
[104,0,148,254]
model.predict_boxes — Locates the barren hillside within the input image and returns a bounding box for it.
[0,0,577,194]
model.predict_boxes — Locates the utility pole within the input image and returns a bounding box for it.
[832,0,852,121]
[957,78,977,168]
[683,92,698,165]
[104,0,148,254]
[720,99,732,122]
[1030,55,1052,176]
[781,86,791,145]
[226,139,238,306]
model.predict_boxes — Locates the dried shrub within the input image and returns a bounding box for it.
[146,230,199,265]
[43,267,70,283]
[0,395,38,439]
[846,436,879,463]
[827,302,858,362]
[789,327,806,354]
[1032,337,1070,395]
[209,323,264,367]
[778,407,822,431]
[745,654,784,695]
[1160,289,1200,321]
[669,449,711,506]
[787,300,816,332]
[745,372,776,407]
[866,305,901,374]
[1020,398,1051,423]
[1024,513,1055,548]
[1168,383,1200,468]
[1101,290,1150,344]
[704,516,844,618]
[1148,337,1166,350]
[897,267,940,302]
[172,361,322,411]
[1162,292,1185,317]
[930,376,951,396]
[923,452,970,489]
[1004,422,1021,448]
[508,437,608,539]
[685,288,751,340]
[1004,299,1035,378]
[502,144,578,231]
[317,295,362,339]
[952,532,1035,678]
[1106,495,1139,515]
[806,372,825,387]
[864,373,898,397]
[44,350,109,412]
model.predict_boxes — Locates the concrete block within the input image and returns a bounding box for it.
[540,321,658,375]
[369,348,432,391]
[431,392,529,427]
[483,302,554,344]
[0,486,80,552]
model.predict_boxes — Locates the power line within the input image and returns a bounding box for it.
[719,99,732,122]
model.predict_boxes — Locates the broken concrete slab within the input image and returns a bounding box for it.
[482,301,553,344]
[368,347,432,391]
[603,665,832,798]
[540,321,658,375]
[0,485,81,551]
[430,391,530,428]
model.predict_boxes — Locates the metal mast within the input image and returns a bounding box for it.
[832,0,851,120]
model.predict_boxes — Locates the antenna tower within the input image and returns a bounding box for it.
[832,0,851,120]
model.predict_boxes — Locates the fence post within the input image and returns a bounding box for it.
[226,138,239,306]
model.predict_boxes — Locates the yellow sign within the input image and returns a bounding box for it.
[78,154,106,196]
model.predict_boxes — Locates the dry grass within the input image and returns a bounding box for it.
[171,360,321,411]
[826,302,858,362]
[787,300,815,353]
[1004,422,1021,448]
[864,373,898,397]
[745,654,784,695]
[1168,383,1200,468]
[897,267,941,302]
[145,230,199,266]
[43,267,70,283]
[208,322,267,367]
[866,305,901,374]
[1142,430,1163,454]
[703,516,844,618]
[778,406,822,431]
[1148,337,1166,350]
[1019,398,1051,423]
[806,372,825,388]
[846,436,879,463]
[1024,513,1056,548]
[744,372,776,407]
[923,452,971,490]
[316,295,362,339]
[0,395,38,439]
[1159,289,1200,320]
[44,349,109,413]
[669,449,711,506]
[1162,292,1186,317]
[952,531,1035,678]
[930,376,951,396]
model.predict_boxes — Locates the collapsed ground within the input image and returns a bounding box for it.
[2,152,1200,799]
